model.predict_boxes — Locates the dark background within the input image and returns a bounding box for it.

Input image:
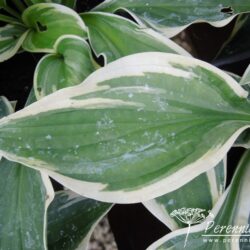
[0,1,249,249]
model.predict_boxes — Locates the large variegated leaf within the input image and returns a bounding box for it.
[22,3,87,52]
[0,24,28,62]
[48,190,112,250]
[30,0,76,8]
[144,160,226,230]
[94,0,250,37]
[34,35,96,99]
[81,12,190,63]
[0,53,250,203]
[0,95,54,250]
[148,150,250,250]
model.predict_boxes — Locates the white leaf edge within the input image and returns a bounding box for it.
[0,52,248,203]
[0,25,28,62]
[21,3,88,53]
[93,2,249,38]
[33,34,93,100]
[143,157,227,231]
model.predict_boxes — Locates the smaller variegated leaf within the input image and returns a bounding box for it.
[34,35,96,99]
[143,159,226,230]
[22,3,87,52]
[81,12,190,63]
[0,24,28,62]
[47,190,112,250]
[94,0,250,37]
[148,150,250,250]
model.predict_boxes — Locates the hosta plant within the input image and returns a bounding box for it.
[0,0,250,249]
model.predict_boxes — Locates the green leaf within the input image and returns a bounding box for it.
[241,65,250,86]
[0,24,28,62]
[144,160,226,230]
[48,190,112,250]
[34,35,96,99]
[0,52,250,203]
[148,150,250,250]
[0,96,54,250]
[94,0,250,37]
[235,128,250,148]
[30,0,76,8]
[215,14,250,66]
[233,66,250,148]
[81,12,190,63]
[0,159,54,250]
[0,13,21,24]
[22,3,87,52]
[0,96,14,117]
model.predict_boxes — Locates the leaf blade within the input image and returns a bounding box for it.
[34,35,96,99]
[0,53,249,203]
[22,3,87,52]
[94,0,250,37]
[47,190,112,250]
[148,150,250,249]
[81,12,190,63]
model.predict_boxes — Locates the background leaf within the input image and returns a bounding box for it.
[81,12,190,63]
[214,14,250,67]
[22,3,87,52]
[48,190,112,250]
[30,0,76,8]
[94,0,250,37]
[0,24,28,62]
[148,150,250,250]
[143,160,226,230]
